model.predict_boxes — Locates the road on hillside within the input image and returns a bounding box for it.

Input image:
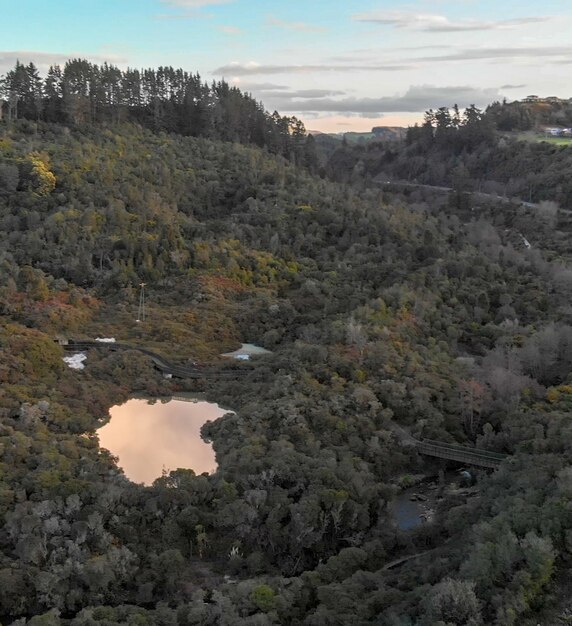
[377,180,541,209]
[378,180,572,217]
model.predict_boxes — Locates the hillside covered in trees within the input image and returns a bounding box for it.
[324,100,572,207]
[2,67,572,624]
[0,60,315,164]
[486,97,572,131]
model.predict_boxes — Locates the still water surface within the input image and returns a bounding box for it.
[392,494,425,530]
[97,397,229,485]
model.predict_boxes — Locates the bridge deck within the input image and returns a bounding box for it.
[415,440,505,468]
[388,423,507,468]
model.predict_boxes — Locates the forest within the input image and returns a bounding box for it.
[1,59,572,624]
[0,60,315,165]
[323,100,572,207]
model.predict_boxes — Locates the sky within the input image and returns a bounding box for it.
[1,0,571,132]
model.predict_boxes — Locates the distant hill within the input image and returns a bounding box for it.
[309,126,406,144]
[371,126,407,141]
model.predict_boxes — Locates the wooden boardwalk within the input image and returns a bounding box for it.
[62,340,248,379]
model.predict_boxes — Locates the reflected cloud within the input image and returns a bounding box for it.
[98,398,228,485]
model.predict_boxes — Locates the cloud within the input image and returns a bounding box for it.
[411,46,572,63]
[266,16,326,32]
[231,81,347,101]
[325,44,571,67]
[326,45,453,63]
[213,61,415,76]
[352,11,551,33]
[262,88,347,98]
[0,50,128,75]
[262,84,504,115]
[500,84,526,90]
[213,43,572,79]
[233,81,289,90]
[397,45,454,51]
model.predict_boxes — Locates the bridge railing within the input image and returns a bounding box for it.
[415,439,506,469]
[421,439,507,460]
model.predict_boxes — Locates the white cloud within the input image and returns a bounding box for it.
[263,85,505,115]
[411,46,572,63]
[352,11,551,33]
[213,43,572,79]
[249,87,347,101]
[213,61,415,76]
[270,89,347,98]
[232,81,289,90]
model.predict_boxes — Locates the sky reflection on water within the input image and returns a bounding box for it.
[97,398,228,485]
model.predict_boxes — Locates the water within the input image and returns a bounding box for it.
[392,472,463,529]
[392,495,425,530]
[221,343,271,360]
[97,396,230,485]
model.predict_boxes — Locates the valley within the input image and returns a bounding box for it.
[1,62,572,625]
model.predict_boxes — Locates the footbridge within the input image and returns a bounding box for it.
[414,439,507,469]
[390,424,507,469]
[62,340,248,380]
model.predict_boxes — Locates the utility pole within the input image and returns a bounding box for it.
[136,282,146,323]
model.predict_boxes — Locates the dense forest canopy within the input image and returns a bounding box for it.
[0,60,316,165]
[2,60,572,624]
[324,100,572,207]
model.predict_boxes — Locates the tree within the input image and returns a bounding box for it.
[459,379,487,437]
[1,61,43,120]
[346,316,368,359]
[423,578,482,626]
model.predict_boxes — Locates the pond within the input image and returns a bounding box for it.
[97,396,230,485]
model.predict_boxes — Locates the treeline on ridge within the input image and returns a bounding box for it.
[324,102,572,206]
[0,59,317,164]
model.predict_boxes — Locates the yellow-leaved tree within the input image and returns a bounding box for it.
[23,152,56,196]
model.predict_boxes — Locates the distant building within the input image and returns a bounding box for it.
[523,95,564,105]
